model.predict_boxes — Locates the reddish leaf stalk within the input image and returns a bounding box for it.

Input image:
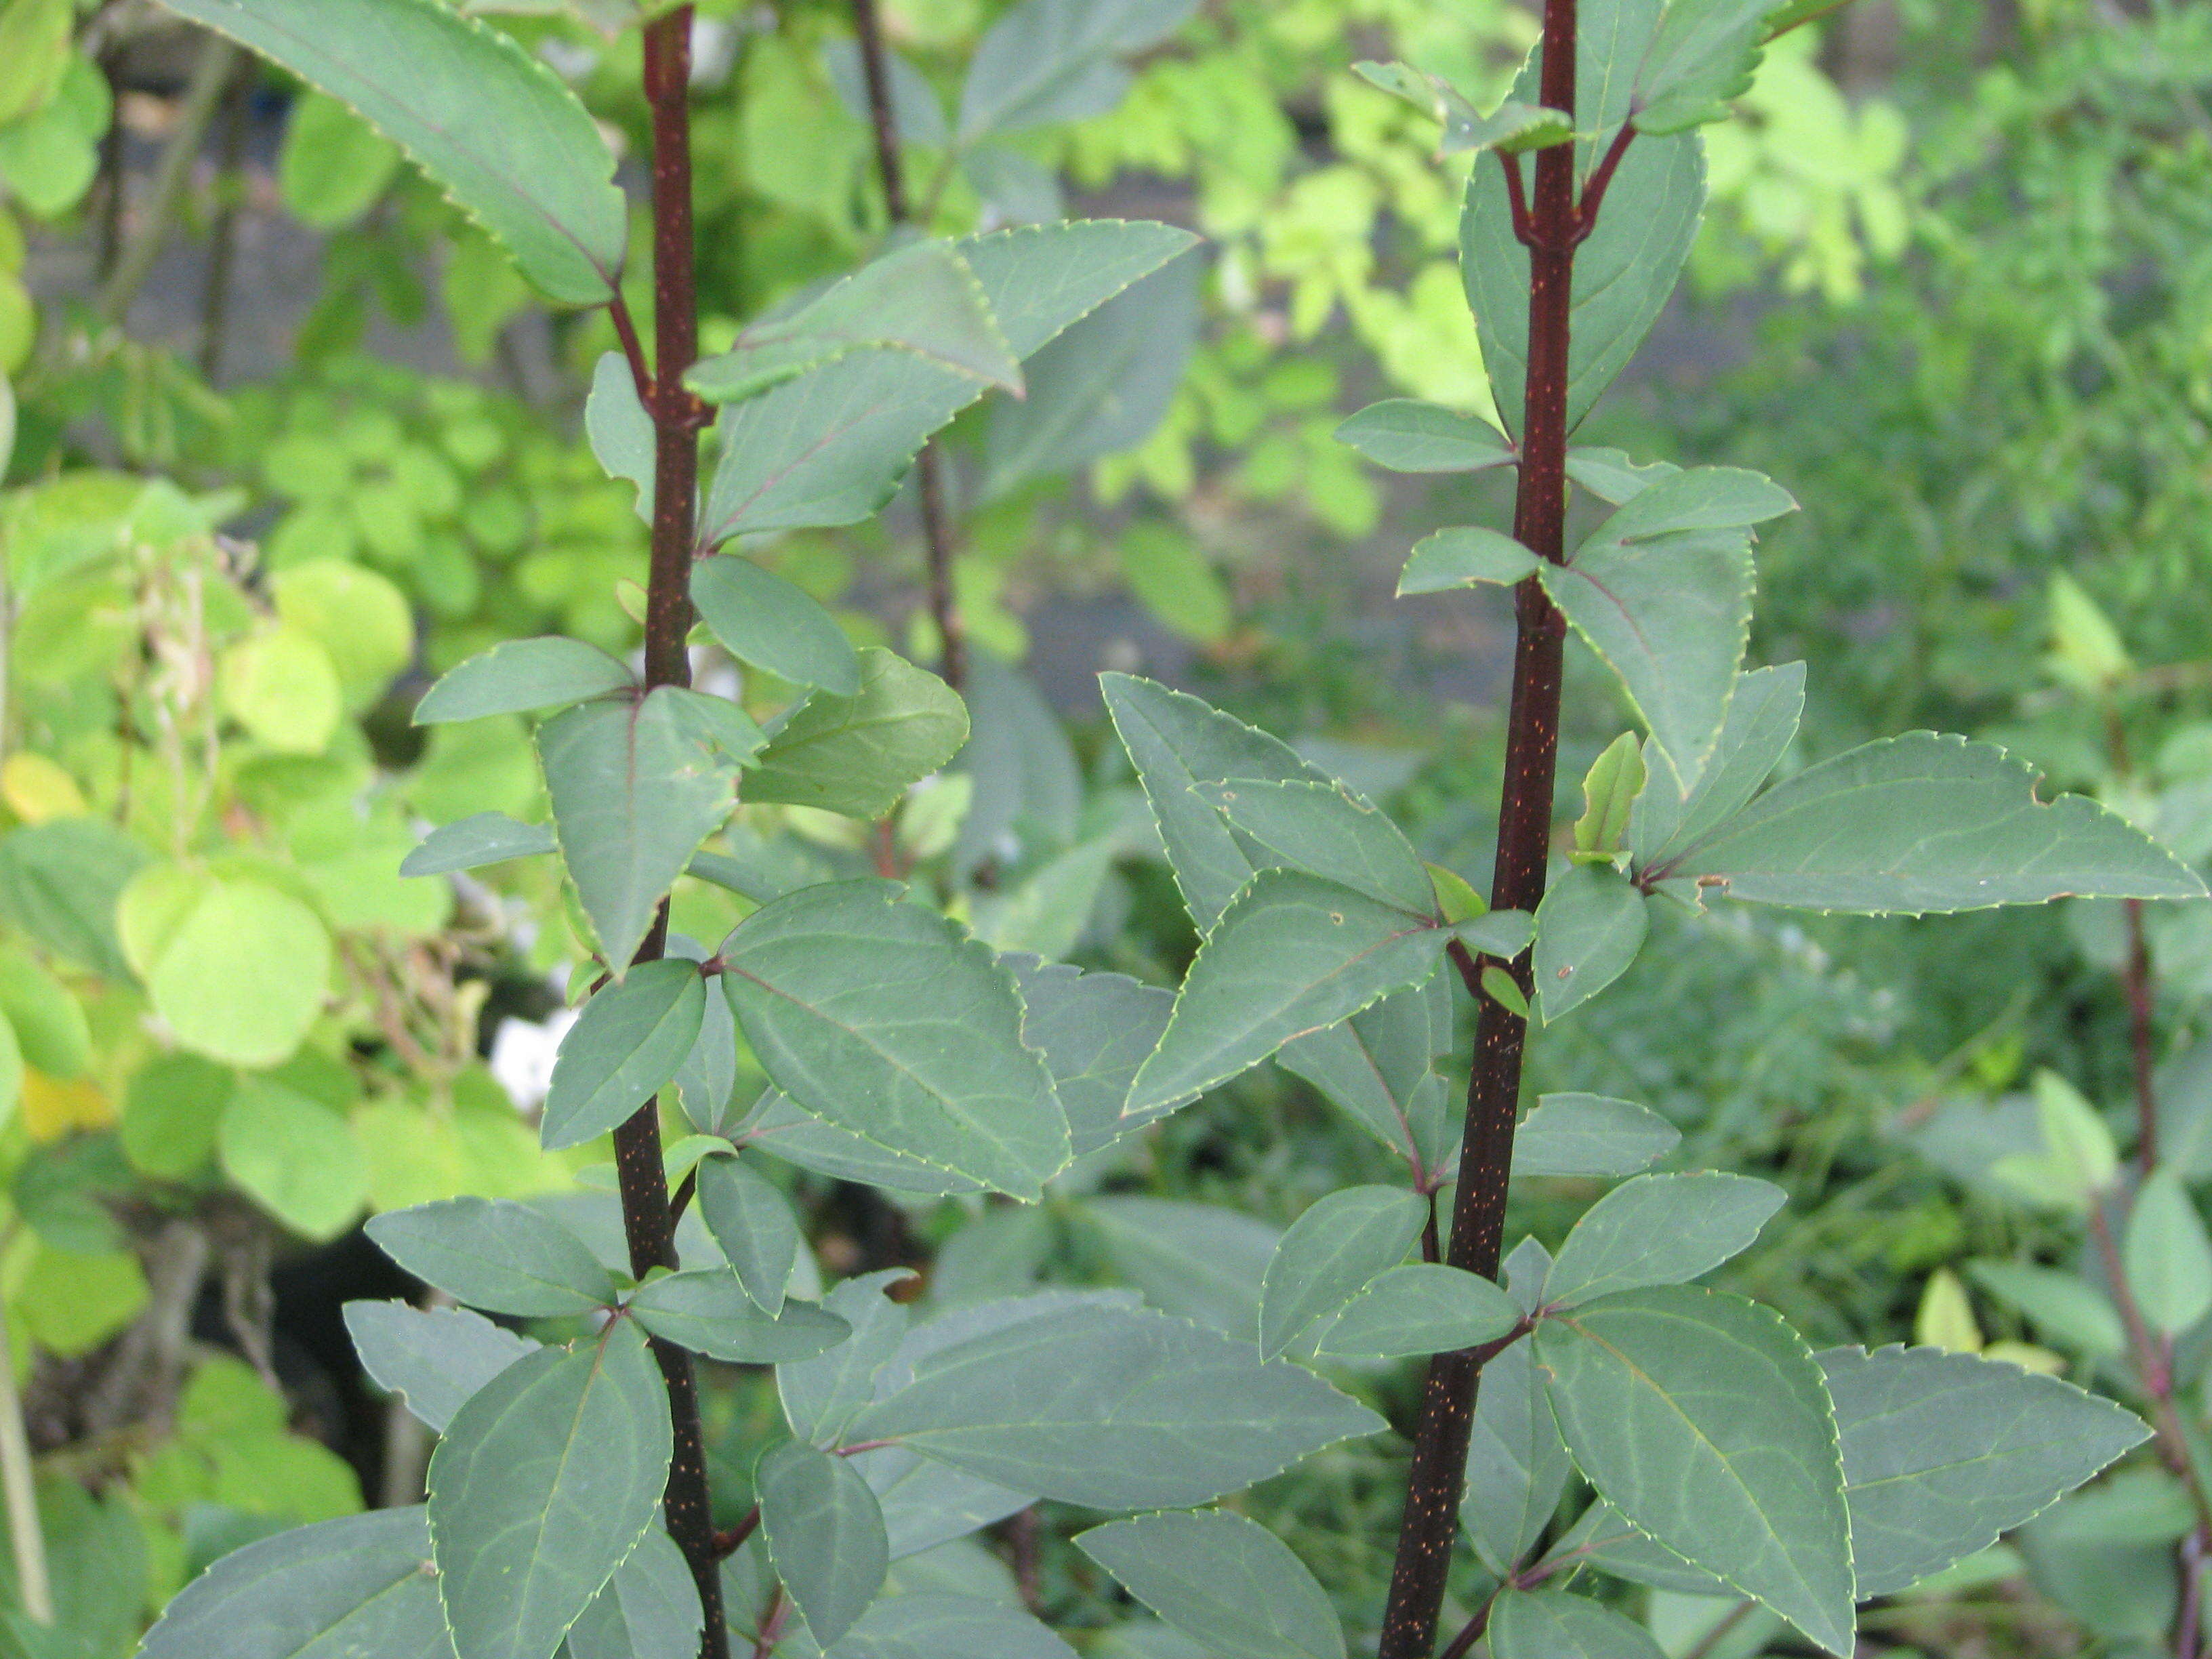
[611,12,731,1656]
[849,0,967,691]
[1374,0,1582,1651]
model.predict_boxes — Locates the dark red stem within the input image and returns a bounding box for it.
[848,0,966,691]
[613,14,729,1657]
[2127,897,2160,1170]
[1574,123,1637,241]
[1374,0,1581,1650]
[610,291,655,409]
[712,1505,761,1561]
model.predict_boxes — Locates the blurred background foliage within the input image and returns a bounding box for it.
[0,0,2206,1654]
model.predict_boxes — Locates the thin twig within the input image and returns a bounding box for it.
[198,59,251,380]
[1574,123,1638,241]
[0,1228,50,1624]
[609,291,654,410]
[711,1504,760,1559]
[94,33,239,330]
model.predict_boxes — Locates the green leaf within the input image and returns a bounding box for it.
[741,1090,988,1198]
[564,1530,701,1659]
[1573,733,1646,865]
[689,240,1018,405]
[366,1197,617,1317]
[1462,1340,1572,1574]
[848,1300,1385,1509]
[2123,1169,2212,1336]
[1964,1260,2125,1359]
[585,351,654,523]
[1633,0,1779,134]
[428,1321,672,1659]
[695,1154,801,1315]
[1481,964,1530,1019]
[1352,62,1572,155]
[1077,1511,1344,1659]
[781,1271,913,1446]
[1277,980,1456,1176]
[136,1507,451,1659]
[539,689,739,967]
[1819,1343,2152,1598]
[1535,1285,1854,1653]
[0,819,146,980]
[743,649,967,821]
[1128,871,1448,1118]
[344,1299,539,1435]
[698,223,1197,547]
[1335,398,1517,474]
[758,1440,890,1647]
[956,0,1198,138]
[1101,672,1330,933]
[1313,1263,1520,1359]
[1543,473,1778,791]
[401,811,558,877]
[416,636,634,724]
[1631,661,1803,869]
[1258,1185,1429,1359]
[1545,1172,1785,1305]
[217,1076,366,1241]
[1397,527,1540,596]
[1653,732,2209,913]
[1462,101,1705,435]
[801,1594,1077,1659]
[541,960,707,1151]
[1195,778,1434,916]
[220,625,342,752]
[1532,863,1649,1022]
[981,253,1200,497]
[720,880,1069,1200]
[1567,446,1681,505]
[277,87,401,230]
[1991,1070,2121,1212]
[157,0,625,304]
[1003,955,1175,1154]
[1513,1093,1679,1179]
[626,1270,851,1364]
[125,872,331,1067]
[1488,1589,1667,1659]
[691,556,861,696]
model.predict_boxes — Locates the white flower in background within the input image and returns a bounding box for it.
[489,1007,578,1111]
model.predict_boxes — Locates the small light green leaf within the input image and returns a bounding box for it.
[365,1197,616,1317]
[1462,1340,1572,1574]
[1101,673,1330,933]
[758,1440,889,1648]
[1258,1185,1429,1359]
[1513,1094,1679,1179]
[1631,661,1803,869]
[125,872,331,1067]
[1334,398,1516,474]
[1545,1172,1785,1305]
[691,556,861,696]
[539,689,739,968]
[720,881,1069,1200]
[1078,1511,1344,1659]
[217,1076,365,1242]
[541,960,707,1151]
[848,1300,1385,1509]
[401,811,558,878]
[276,87,401,229]
[585,352,654,523]
[1819,1343,2151,1597]
[565,1530,701,1659]
[428,1321,672,1659]
[1654,733,2208,914]
[136,1507,449,1659]
[1599,464,1795,537]
[1488,1589,1667,1659]
[1313,1263,1520,1359]
[743,649,967,821]
[1532,863,1648,1022]
[695,1154,801,1315]
[1481,964,1530,1019]
[1429,863,1488,924]
[157,0,626,304]
[1633,0,1780,135]
[1397,527,1540,595]
[1573,733,1646,865]
[416,636,634,724]
[689,240,1018,405]
[1127,871,1448,1118]
[2123,1169,2212,1336]
[1351,62,1572,156]
[344,1299,540,1435]
[628,1271,851,1364]
[1535,1284,1855,1654]
[1195,779,1434,916]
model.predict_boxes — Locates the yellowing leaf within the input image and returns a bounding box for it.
[0,752,85,823]
[1913,1267,1982,1354]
